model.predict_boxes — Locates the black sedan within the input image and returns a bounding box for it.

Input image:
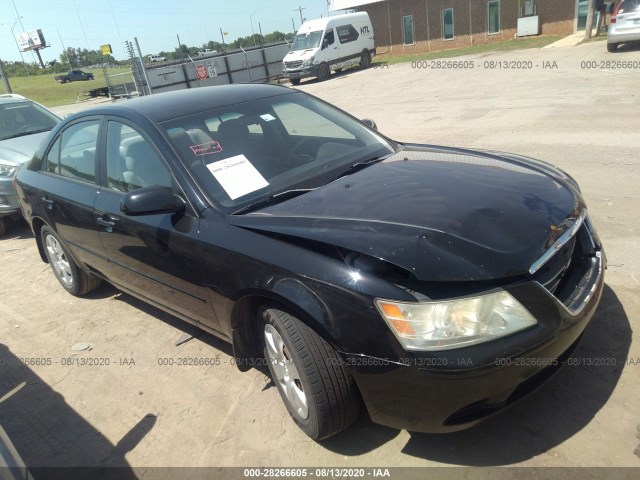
[15,84,605,440]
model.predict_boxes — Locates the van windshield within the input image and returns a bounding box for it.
[290,31,323,51]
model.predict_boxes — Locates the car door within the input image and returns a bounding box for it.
[321,28,340,69]
[93,118,217,328]
[38,118,109,270]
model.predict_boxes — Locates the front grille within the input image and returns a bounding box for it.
[285,60,304,69]
[531,222,599,306]
[532,236,577,294]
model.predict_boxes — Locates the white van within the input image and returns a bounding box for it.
[283,12,375,85]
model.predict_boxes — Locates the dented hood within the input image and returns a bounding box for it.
[227,146,583,281]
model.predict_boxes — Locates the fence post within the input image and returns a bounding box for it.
[261,47,269,81]
[223,56,232,84]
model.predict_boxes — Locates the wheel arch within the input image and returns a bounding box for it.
[229,282,334,372]
[31,217,48,263]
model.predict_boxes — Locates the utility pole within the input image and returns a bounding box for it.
[220,28,225,45]
[0,58,12,93]
[294,6,305,23]
[291,17,296,34]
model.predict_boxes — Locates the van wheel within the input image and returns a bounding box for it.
[317,63,330,81]
[607,43,618,53]
[360,51,371,69]
[260,306,360,440]
[290,78,301,85]
[41,225,101,296]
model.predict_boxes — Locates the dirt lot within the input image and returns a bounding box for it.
[1,40,639,475]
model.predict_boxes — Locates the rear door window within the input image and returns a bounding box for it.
[44,120,99,184]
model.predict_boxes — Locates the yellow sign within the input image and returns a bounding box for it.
[223,32,229,36]
[100,44,112,55]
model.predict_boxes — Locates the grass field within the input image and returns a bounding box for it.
[3,67,131,107]
[3,36,564,107]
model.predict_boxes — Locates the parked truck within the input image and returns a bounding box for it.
[54,70,94,83]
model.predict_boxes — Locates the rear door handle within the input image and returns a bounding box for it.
[41,197,54,209]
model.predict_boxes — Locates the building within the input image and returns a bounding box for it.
[329,0,602,54]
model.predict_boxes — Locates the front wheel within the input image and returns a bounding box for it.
[41,225,101,296]
[63,79,70,84]
[261,306,360,440]
[316,62,330,81]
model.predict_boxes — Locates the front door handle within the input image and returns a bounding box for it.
[96,218,115,228]
[41,197,54,210]
[96,213,119,232]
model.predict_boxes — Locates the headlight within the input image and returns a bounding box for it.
[303,56,315,67]
[376,291,537,351]
[0,162,17,177]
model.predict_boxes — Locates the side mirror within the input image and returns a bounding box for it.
[361,118,378,131]
[120,186,185,216]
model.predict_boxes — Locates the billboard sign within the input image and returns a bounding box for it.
[17,30,46,52]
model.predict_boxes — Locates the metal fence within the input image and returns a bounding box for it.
[143,42,291,94]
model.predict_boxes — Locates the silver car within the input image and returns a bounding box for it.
[608,0,640,52]
[0,94,60,235]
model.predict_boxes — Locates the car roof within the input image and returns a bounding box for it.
[76,84,297,123]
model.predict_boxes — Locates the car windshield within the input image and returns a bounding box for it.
[160,91,396,213]
[0,101,59,141]
[290,31,323,51]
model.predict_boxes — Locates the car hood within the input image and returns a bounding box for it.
[0,131,50,165]
[227,145,584,282]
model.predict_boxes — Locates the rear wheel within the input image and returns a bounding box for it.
[260,306,360,440]
[316,62,330,81]
[290,78,301,86]
[607,42,618,53]
[41,225,101,296]
[0,219,5,236]
[63,79,70,84]
[360,51,371,69]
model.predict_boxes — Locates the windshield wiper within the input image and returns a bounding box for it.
[232,188,316,215]
[330,155,387,182]
[3,128,52,140]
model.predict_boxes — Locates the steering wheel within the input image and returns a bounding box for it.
[285,137,317,164]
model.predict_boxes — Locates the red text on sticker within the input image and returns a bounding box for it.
[190,141,223,156]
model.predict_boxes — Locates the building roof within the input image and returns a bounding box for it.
[330,0,383,12]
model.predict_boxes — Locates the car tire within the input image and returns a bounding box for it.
[64,79,70,84]
[260,306,360,440]
[607,42,618,53]
[317,62,330,81]
[360,51,371,69]
[0,219,5,236]
[41,225,101,296]
[290,78,301,86]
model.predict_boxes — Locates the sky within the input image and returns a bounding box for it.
[0,0,341,64]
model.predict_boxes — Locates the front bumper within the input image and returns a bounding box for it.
[0,176,21,219]
[283,65,319,80]
[345,249,605,433]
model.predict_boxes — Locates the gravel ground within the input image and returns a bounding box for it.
[0,40,638,475]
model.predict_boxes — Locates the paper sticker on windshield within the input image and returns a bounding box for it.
[260,113,276,122]
[206,154,268,200]
[190,141,223,156]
